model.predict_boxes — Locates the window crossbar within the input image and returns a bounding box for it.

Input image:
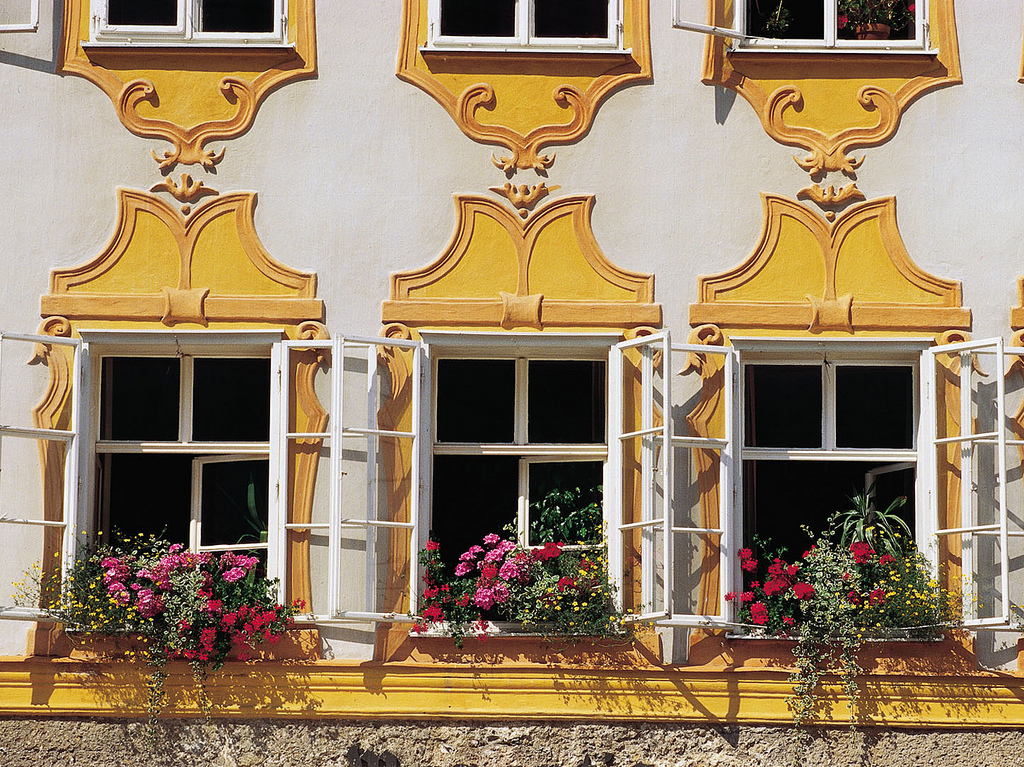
[0,516,67,528]
[0,425,75,441]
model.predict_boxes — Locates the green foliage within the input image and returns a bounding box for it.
[838,0,915,30]
[529,485,603,545]
[748,0,792,37]
[836,488,913,557]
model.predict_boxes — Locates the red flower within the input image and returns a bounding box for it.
[737,548,753,561]
[425,540,440,551]
[537,542,564,561]
[763,578,787,596]
[879,554,896,566]
[740,591,754,603]
[422,605,444,621]
[740,557,759,572]
[792,582,814,600]
[724,591,737,602]
[749,581,761,590]
[850,542,874,564]
[869,588,886,605]
[782,616,795,626]
[837,13,848,28]
[750,602,769,625]
[767,558,785,577]
[481,564,498,579]
[848,590,861,605]
[785,564,800,577]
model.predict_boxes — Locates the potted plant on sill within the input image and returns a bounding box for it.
[838,0,915,40]
[728,506,959,727]
[414,531,628,649]
[22,533,303,728]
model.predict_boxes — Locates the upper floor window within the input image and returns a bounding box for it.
[429,0,622,50]
[91,0,285,45]
[740,0,926,50]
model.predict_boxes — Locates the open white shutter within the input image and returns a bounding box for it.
[612,333,737,627]
[925,337,1019,629]
[278,335,422,622]
[0,331,83,621]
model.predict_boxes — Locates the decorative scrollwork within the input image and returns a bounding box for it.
[765,84,900,178]
[119,77,257,171]
[489,182,561,217]
[150,172,220,206]
[459,83,591,172]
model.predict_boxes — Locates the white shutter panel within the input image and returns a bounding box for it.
[612,333,738,627]
[279,335,423,622]
[0,331,83,621]
[926,337,1017,629]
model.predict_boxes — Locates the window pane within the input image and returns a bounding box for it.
[744,460,915,556]
[430,455,519,572]
[101,358,180,441]
[436,359,515,443]
[745,365,822,448]
[199,459,269,548]
[440,0,515,37]
[101,454,191,544]
[837,0,915,40]
[193,358,271,442]
[108,0,178,26]
[836,366,914,449]
[528,461,603,545]
[745,0,824,39]
[201,0,275,33]
[528,360,605,443]
[534,0,608,38]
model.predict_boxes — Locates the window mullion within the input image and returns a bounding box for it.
[181,355,194,442]
[183,0,193,38]
[515,357,528,445]
[518,458,529,545]
[519,0,531,45]
[824,0,836,46]
[823,361,835,450]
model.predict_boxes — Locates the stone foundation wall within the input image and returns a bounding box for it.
[3,719,1024,767]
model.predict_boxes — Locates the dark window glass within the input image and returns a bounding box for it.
[193,358,271,441]
[743,460,915,555]
[199,459,269,547]
[108,0,178,26]
[534,0,608,38]
[835,366,914,449]
[201,0,275,33]
[101,358,180,441]
[745,365,822,448]
[436,359,515,443]
[431,455,519,572]
[440,0,515,36]
[528,461,603,545]
[102,454,192,543]
[745,0,824,39]
[528,360,605,443]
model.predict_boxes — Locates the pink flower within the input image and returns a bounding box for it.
[454,562,473,577]
[498,559,521,580]
[459,545,484,562]
[473,587,496,610]
[222,567,247,582]
[482,533,501,546]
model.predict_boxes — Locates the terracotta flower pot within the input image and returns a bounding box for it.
[854,22,891,40]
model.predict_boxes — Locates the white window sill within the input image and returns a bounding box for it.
[420,44,632,56]
[730,44,937,56]
[83,40,294,50]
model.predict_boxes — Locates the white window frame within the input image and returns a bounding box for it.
[422,332,618,560]
[81,330,282,573]
[278,334,423,623]
[426,0,625,52]
[0,0,39,32]
[672,0,931,52]
[0,332,84,622]
[735,339,929,571]
[89,0,287,46]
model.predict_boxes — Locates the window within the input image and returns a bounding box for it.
[430,355,608,571]
[87,333,280,566]
[428,0,622,49]
[739,0,926,50]
[740,353,919,558]
[90,0,285,45]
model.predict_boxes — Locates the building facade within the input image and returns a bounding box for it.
[3,1,1024,763]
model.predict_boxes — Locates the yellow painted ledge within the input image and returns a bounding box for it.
[3,655,1024,728]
